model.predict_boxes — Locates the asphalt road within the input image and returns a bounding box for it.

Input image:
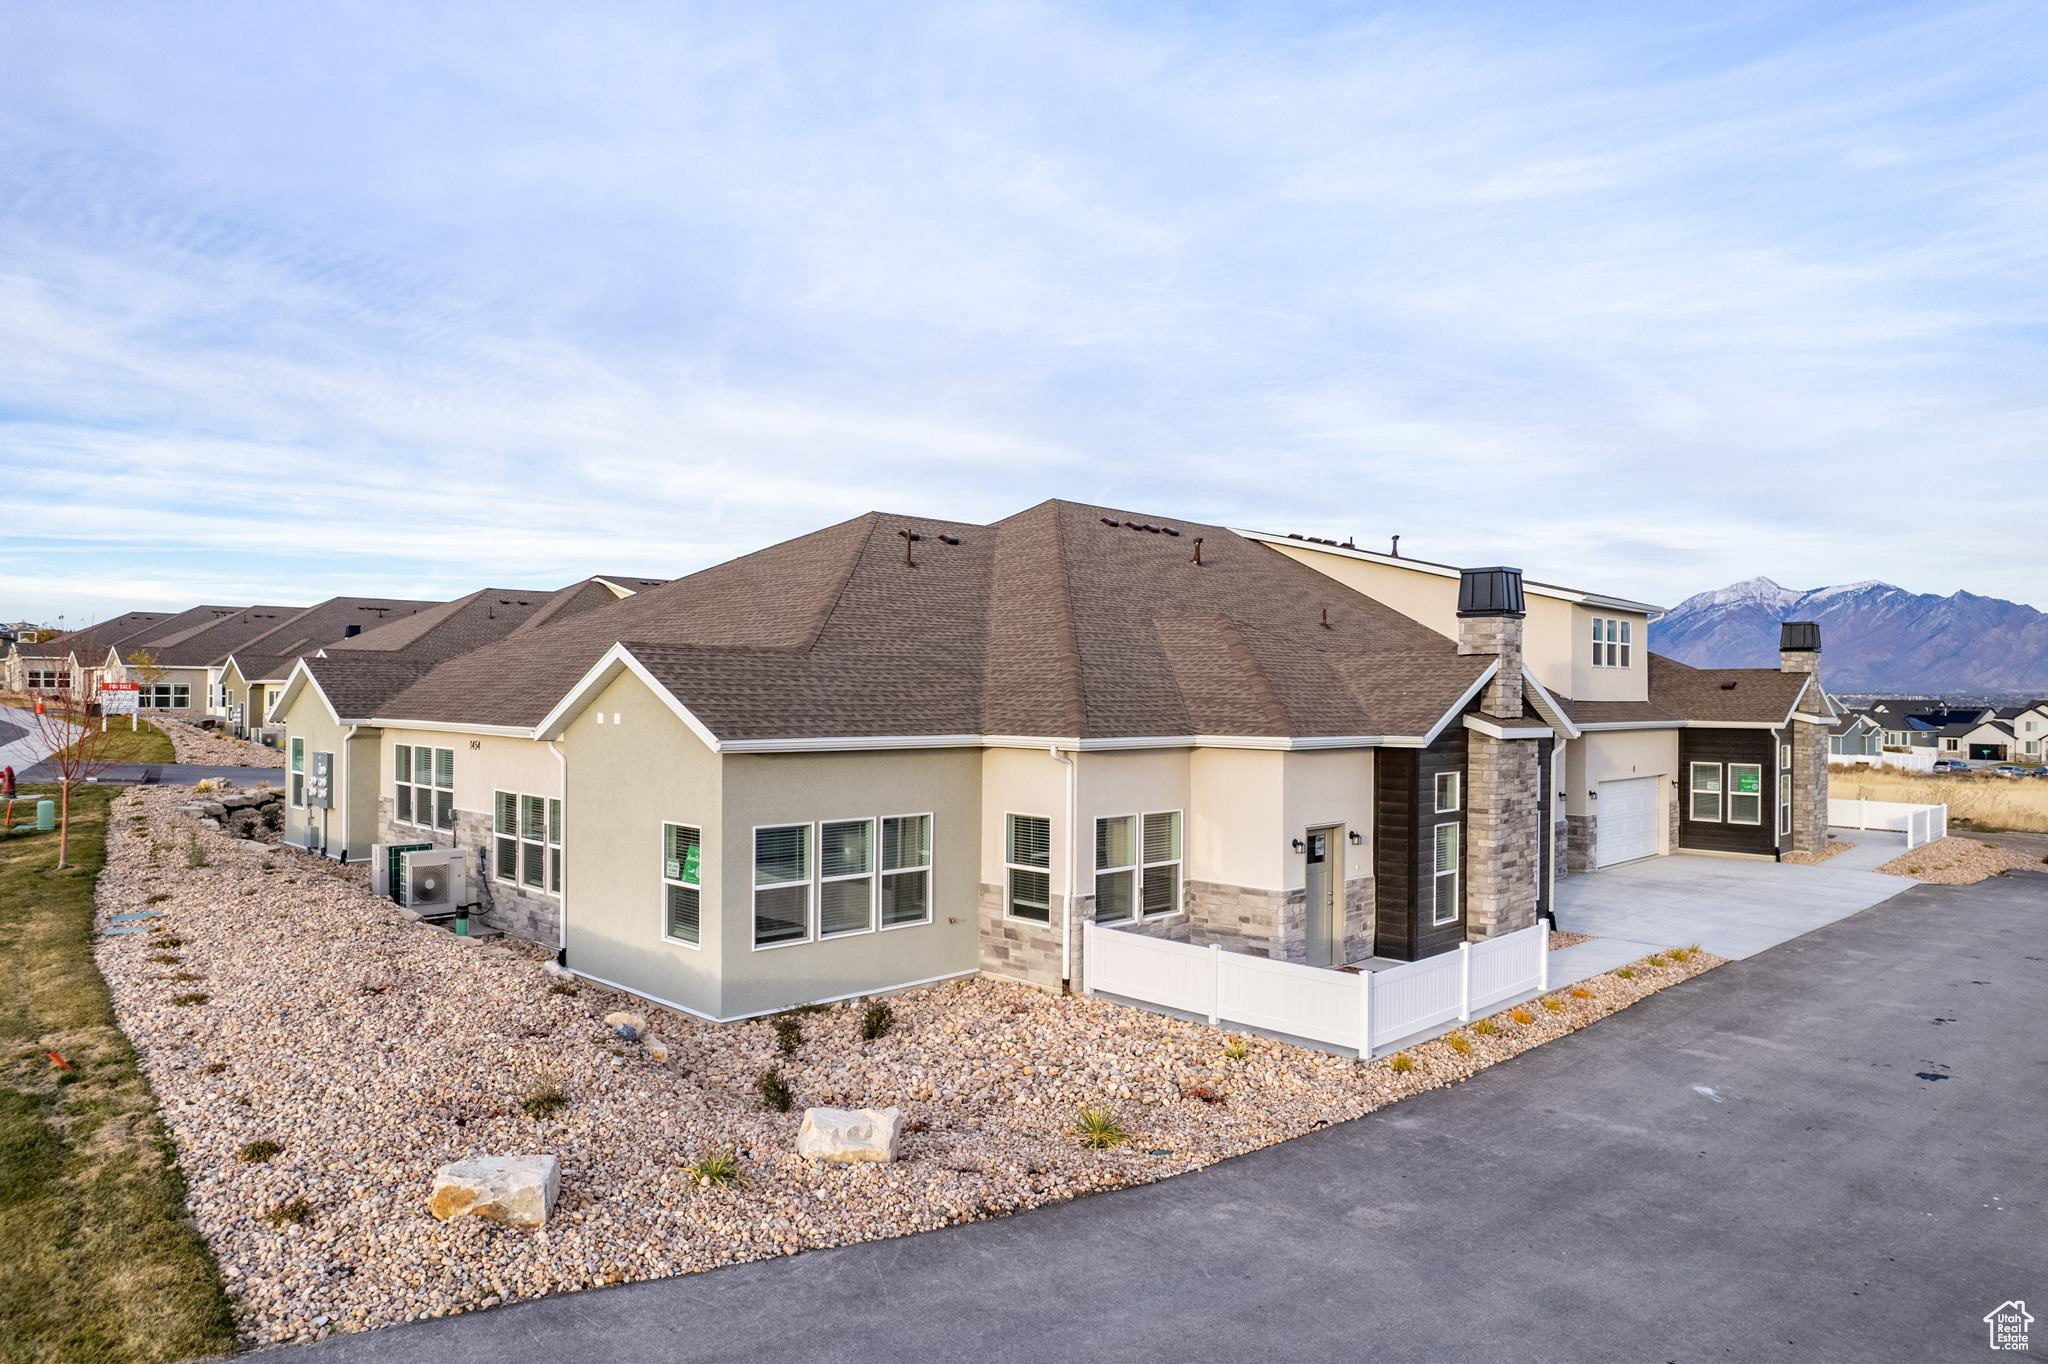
[284,875,2048,1364]
[18,761,283,785]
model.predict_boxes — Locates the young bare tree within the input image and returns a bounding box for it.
[127,646,167,704]
[24,626,115,870]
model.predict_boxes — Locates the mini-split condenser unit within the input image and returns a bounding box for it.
[371,841,434,898]
[396,847,468,915]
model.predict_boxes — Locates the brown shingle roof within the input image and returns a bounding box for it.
[376,501,1492,744]
[123,605,305,666]
[14,611,173,660]
[1646,653,1810,725]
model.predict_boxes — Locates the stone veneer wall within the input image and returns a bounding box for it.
[1667,783,1681,855]
[1456,615,1525,717]
[981,875,1375,994]
[1790,719,1830,854]
[376,797,561,946]
[1464,731,1540,938]
[1565,813,1595,875]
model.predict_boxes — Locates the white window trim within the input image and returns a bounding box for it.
[1619,619,1632,668]
[1004,811,1054,925]
[879,811,935,931]
[1727,763,1764,826]
[395,744,455,831]
[492,790,563,898]
[1431,820,1460,926]
[817,816,877,940]
[659,821,704,951]
[1434,771,1461,814]
[1139,809,1184,920]
[1093,811,1138,924]
[289,736,305,808]
[751,822,813,951]
[1689,761,1722,823]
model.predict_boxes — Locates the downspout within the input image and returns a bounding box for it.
[338,723,358,861]
[550,740,567,962]
[1051,746,1076,988]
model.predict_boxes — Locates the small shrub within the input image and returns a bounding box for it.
[547,982,577,997]
[186,832,209,869]
[1615,966,1635,979]
[859,999,895,1041]
[1446,1031,1473,1055]
[261,804,283,831]
[773,1015,803,1057]
[1668,947,1691,963]
[1389,1052,1415,1073]
[170,992,209,1007]
[265,1197,315,1227]
[1904,865,1921,875]
[1472,1018,1497,1037]
[260,860,275,872]
[520,1084,569,1120]
[1221,1035,1250,1063]
[146,892,170,904]
[684,1149,745,1188]
[153,933,184,948]
[172,970,202,983]
[758,1066,793,1113]
[1569,986,1592,1000]
[238,1139,281,1163]
[1510,1007,1535,1025]
[1070,1104,1129,1149]
[1541,996,1564,1012]
[204,1062,228,1075]
[1645,954,1667,967]
[194,778,219,793]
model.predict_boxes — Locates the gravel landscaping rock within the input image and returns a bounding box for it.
[1876,835,2048,885]
[95,785,1726,1348]
[1781,839,1853,866]
[150,713,281,766]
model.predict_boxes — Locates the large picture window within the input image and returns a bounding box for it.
[1728,763,1763,826]
[395,744,454,830]
[880,814,932,928]
[1689,762,1722,822]
[662,823,702,946]
[139,683,190,709]
[819,818,875,938]
[1006,813,1051,923]
[1432,822,1460,925]
[754,824,811,947]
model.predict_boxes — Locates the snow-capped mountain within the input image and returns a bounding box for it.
[1653,577,2048,693]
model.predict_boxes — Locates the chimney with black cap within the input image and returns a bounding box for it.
[1778,620,1820,676]
[1456,566,1526,718]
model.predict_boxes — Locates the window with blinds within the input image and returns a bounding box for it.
[494,790,563,894]
[1006,813,1051,923]
[754,824,810,947]
[395,744,454,829]
[880,814,931,928]
[662,823,702,945]
[1433,822,1460,925]
[290,737,305,808]
[818,818,875,938]
[1140,810,1181,918]
[1094,814,1136,924]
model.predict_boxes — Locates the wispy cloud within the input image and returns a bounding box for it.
[1,0,2043,625]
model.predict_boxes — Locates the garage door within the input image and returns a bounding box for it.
[1597,776,1662,867]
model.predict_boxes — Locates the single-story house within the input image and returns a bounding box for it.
[98,605,285,711]
[4,611,172,695]
[214,595,444,736]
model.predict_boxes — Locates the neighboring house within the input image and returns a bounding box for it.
[278,501,1575,1022]
[1857,698,1945,751]
[3,611,175,695]
[214,595,444,737]
[1236,533,1834,873]
[96,605,276,710]
[1995,702,2048,760]
[268,576,665,940]
[1829,711,1883,762]
[1936,718,2016,762]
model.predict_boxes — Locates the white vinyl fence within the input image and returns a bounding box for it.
[1083,921,1550,1056]
[1877,748,1937,773]
[1828,798,1948,850]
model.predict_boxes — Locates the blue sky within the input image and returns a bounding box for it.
[2,0,2044,627]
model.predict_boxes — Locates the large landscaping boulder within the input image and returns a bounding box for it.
[796,1106,903,1164]
[425,1154,560,1228]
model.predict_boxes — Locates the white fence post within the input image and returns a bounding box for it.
[1457,941,1472,1022]
[1207,943,1222,1026]
[1539,924,1550,992]
[1358,967,1373,1058]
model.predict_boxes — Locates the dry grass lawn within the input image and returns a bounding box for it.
[1831,766,2048,833]
[0,785,236,1363]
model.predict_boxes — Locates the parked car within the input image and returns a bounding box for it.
[1992,764,2024,778]
[1932,759,1965,772]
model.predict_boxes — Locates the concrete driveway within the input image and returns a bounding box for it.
[1552,830,1916,974]
[281,875,2047,1364]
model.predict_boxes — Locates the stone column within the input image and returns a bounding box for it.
[1456,567,1539,937]
[1779,621,1830,854]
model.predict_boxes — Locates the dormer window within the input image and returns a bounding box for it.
[1591,617,1632,668]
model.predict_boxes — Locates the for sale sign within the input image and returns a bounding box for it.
[100,682,139,717]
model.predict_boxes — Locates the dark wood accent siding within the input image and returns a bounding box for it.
[1678,728,1778,857]
[1373,749,1416,959]
[1374,727,1468,961]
